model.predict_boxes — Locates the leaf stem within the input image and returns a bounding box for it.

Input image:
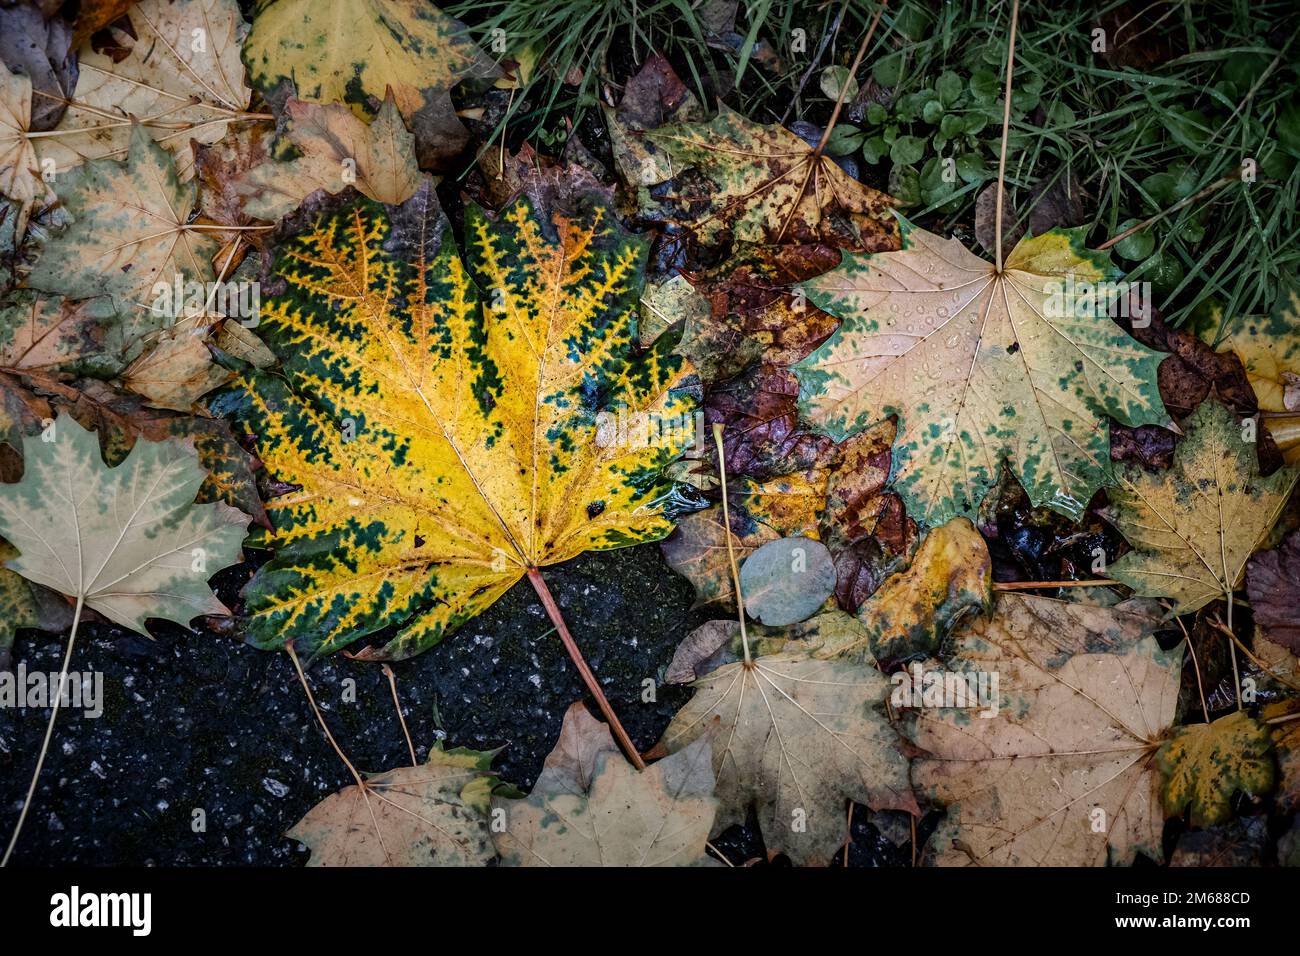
[993,578,1120,590]
[1172,612,1210,724]
[287,642,366,789]
[525,567,646,771]
[382,663,418,768]
[812,1,887,161]
[1210,615,1300,694]
[2,593,84,867]
[712,423,751,665]
[993,0,1020,273]
[287,643,392,864]
[1227,592,1242,711]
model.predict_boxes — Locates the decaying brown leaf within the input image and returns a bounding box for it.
[907,593,1181,866]
[662,643,916,866]
[492,703,719,866]
[288,746,500,866]
[1246,530,1300,655]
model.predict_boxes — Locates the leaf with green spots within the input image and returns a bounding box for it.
[660,646,918,866]
[645,105,899,250]
[1157,711,1274,828]
[243,0,498,121]
[906,593,1181,866]
[12,374,270,528]
[289,744,502,866]
[1103,399,1298,614]
[492,702,719,867]
[0,414,248,633]
[792,222,1170,525]
[211,180,694,659]
[25,126,217,314]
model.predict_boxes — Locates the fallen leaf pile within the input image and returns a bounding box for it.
[1,1,1298,872]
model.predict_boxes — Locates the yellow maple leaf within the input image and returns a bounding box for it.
[213,181,695,659]
[1104,398,1298,614]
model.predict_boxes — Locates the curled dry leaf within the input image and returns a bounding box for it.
[795,224,1170,525]
[0,414,248,632]
[239,94,422,221]
[288,745,500,866]
[661,648,916,866]
[646,105,899,250]
[1104,399,1298,614]
[211,182,693,659]
[492,703,719,867]
[906,593,1181,866]
[1156,711,1274,828]
[840,517,992,666]
[1246,529,1300,655]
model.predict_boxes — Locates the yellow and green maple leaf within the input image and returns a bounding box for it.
[793,221,1170,525]
[213,182,695,659]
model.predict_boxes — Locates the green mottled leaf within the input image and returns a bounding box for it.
[0,414,248,633]
[26,126,216,314]
[211,181,694,659]
[793,222,1170,524]
[1157,711,1274,828]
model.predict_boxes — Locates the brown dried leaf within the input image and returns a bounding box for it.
[1246,529,1300,655]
